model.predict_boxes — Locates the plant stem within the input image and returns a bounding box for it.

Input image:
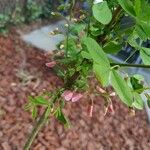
[132,87,150,93]
[87,0,94,36]
[66,0,76,57]
[124,49,137,63]
[110,63,150,68]
[69,0,76,21]
[66,25,70,57]
[23,110,47,150]
[23,92,61,150]
[99,6,122,44]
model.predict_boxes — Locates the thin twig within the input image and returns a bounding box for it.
[66,0,76,57]
[110,63,150,68]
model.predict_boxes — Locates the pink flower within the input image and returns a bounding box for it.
[62,91,83,102]
[104,106,108,116]
[104,104,115,116]
[62,90,74,101]
[96,86,106,93]
[88,105,94,117]
[45,61,56,68]
[108,104,115,115]
[71,93,83,102]
[110,92,116,97]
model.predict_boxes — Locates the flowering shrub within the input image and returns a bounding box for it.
[24,0,150,149]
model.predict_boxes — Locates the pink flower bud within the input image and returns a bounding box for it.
[71,93,83,102]
[104,106,108,116]
[62,90,74,101]
[45,61,56,68]
[88,105,94,117]
[129,109,135,117]
[96,86,106,94]
[108,104,115,115]
[104,104,115,116]
[110,92,116,97]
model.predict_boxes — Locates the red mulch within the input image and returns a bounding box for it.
[0,30,150,150]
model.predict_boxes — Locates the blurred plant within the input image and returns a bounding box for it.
[0,0,24,34]
[23,0,150,149]
[40,0,53,19]
[11,0,25,25]
[24,0,43,22]
[0,13,11,34]
[0,0,54,33]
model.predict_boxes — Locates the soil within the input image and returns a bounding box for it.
[0,29,150,150]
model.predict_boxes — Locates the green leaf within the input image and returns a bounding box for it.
[81,51,91,60]
[54,108,69,126]
[133,74,144,81]
[31,106,37,119]
[70,23,86,35]
[139,21,150,38]
[128,30,139,48]
[147,99,150,108]
[131,74,144,93]
[24,103,32,111]
[132,92,144,110]
[92,1,112,25]
[68,68,75,77]
[145,93,150,108]
[94,63,110,87]
[64,38,78,56]
[45,105,51,118]
[82,37,110,86]
[29,96,49,106]
[90,26,102,36]
[111,70,133,106]
[140,48,150,65]
[57,3,70,11]
[82,37,110,65]
[134,0,141,16]
[130,76,143,93]
[135,25,147,41]
[142,47,150,56]
[103,41,122,54]
[60,100,65,108]
[136,0,150,21]
[117,0,136,17]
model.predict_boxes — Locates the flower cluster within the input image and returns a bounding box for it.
[62,90,83,102]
